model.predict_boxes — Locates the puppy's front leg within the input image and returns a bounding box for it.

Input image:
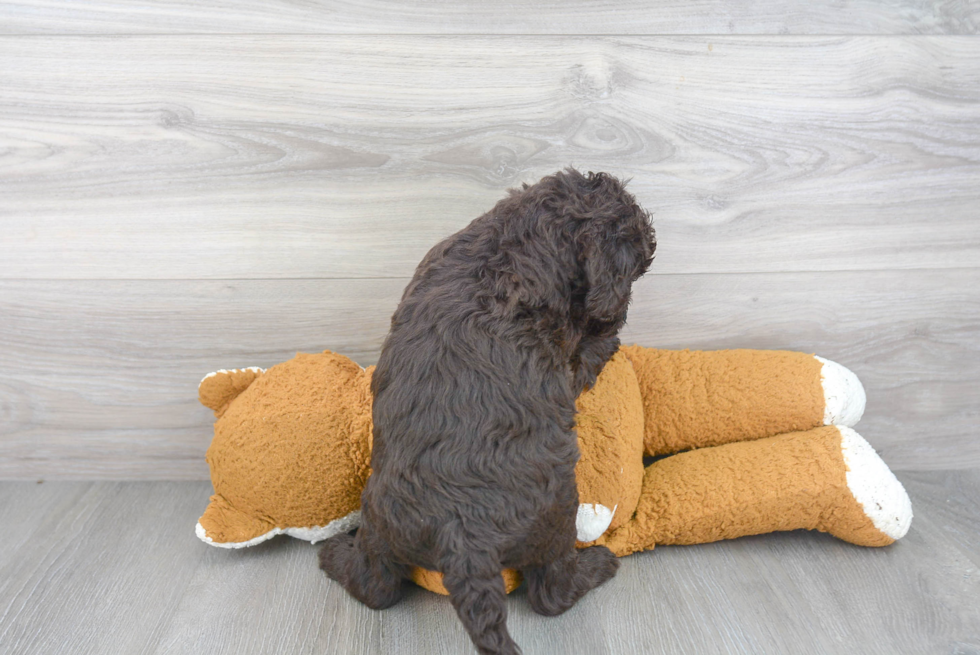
[571,334,621,395]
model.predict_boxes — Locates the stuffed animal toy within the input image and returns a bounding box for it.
[196,346,912,594]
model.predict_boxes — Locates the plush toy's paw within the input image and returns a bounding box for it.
[575,503,617,543]
[817,357,866,427]
[836,426,913,542]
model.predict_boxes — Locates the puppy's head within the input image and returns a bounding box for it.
[555,170,656,324]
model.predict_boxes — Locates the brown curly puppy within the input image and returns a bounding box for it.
[319,169,656,655]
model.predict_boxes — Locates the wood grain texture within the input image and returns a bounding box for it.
[0,278,401,479]
[2,36,979,279]
[0,1,977,35]
[0,482,209,654]
[0,476,977,654]
[899,470,980,569]
[1,268,977,478]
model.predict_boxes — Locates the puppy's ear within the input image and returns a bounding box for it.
[568,171,655,323]
[582,234,638,323]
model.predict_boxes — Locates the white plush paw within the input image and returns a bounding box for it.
[838,426,913,540]
[817,356,866,427]
[576,503,616,542]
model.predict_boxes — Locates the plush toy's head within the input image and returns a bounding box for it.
[196,349,645,551]
[196,352,374,547]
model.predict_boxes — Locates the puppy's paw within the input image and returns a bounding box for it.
[572,366,599,396]
[578,545,619,588]
[318,533,355,581]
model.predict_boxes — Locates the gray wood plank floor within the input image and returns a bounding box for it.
[0,473,977,655]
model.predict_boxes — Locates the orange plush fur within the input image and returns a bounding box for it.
[197,346,912,594]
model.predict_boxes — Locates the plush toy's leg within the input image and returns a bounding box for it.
[409,566,524,596]
[318,521,407,610]
[620,346,866,455]
[594,425,912,557]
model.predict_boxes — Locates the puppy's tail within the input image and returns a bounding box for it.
[442,554,522,655]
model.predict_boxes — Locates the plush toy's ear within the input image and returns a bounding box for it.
[198,367,265,418]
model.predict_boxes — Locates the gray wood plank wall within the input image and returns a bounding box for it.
[1,1,978,34]
[1,4,978,478]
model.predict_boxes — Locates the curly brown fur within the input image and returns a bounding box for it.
[319,169,655,655]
